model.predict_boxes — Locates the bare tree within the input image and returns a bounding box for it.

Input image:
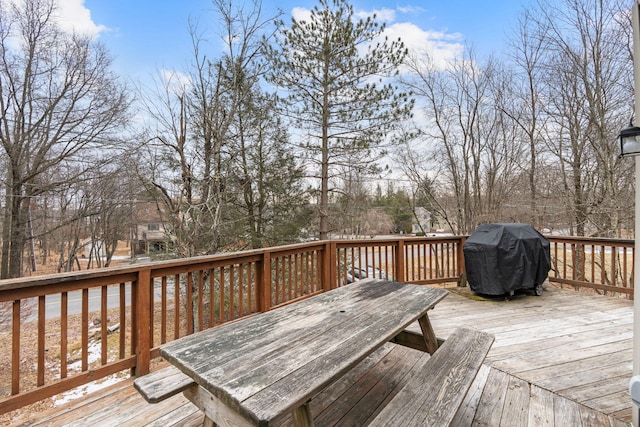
[402,48,523,233]
[531,0,632,237]
[504,10,551,228]
[138,0,279,257]
[0,0,131,278]
[332,160,373,237]
[84,163,137,268]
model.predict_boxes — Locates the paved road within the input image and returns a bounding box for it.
[43,281,174,320]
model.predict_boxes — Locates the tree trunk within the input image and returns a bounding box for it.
[1,182,12,279]
[7,182,27,278]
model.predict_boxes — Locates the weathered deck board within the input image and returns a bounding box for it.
[471,367,511,425]
[315,345,423,426]
[7,284,634,426]
[527,385,555,427]
[425,285,633,423]
[450,364,492,426]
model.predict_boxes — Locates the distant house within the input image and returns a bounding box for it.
[133,203,170,255]
[411,207,431,234]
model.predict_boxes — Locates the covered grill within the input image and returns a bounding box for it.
[463,223,550,296]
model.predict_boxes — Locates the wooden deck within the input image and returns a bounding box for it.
[7,284,635,426]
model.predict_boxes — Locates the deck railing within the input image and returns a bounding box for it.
[548,236,634,296]
[0,235,632,415]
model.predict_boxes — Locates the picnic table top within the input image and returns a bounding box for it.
[160,279,448,425]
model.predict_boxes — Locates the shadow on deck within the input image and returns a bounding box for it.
[7,284,635,426]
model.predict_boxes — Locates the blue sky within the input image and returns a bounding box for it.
[62,0,529,83]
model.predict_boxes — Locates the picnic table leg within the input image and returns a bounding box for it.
[292,402,314,427]
[417,313,439,355]
[183,385,253,427]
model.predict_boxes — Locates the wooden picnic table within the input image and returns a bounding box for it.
[159,278,448,427]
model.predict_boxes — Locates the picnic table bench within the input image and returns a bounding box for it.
[371,327,493,426]
[134,279,493,426]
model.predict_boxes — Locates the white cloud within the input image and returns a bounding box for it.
[53,0,107,38]
[356,8,396,23]
[291,7,312,22]
[397,5,427,15]
[384,22,464,69]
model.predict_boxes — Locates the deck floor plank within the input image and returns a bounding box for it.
[470,367,511,426]
[487,323,632,361]
[527,384,555,427]
[553,393,584,426]
[304,344,396,423]
[499,375,530,426]
[535,361,632,392]
[143,401,201,427]
[561,374,632,402]
[325,346,425,426]
[450,364,491,427]
[498,344,632,378]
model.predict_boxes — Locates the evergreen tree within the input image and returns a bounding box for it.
[265,0,413,239]
[229,90,312,248]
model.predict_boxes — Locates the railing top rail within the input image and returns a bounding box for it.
[0,235,632,294]
[546,235,634,246]
[0,267,140,294]
[0,240,331,293]
[333,235,463,245]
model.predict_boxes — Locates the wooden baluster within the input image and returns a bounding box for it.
[161,277,167,344]
[198,271,204,331]
[219,267,225,324]
[174,274,180,339]
[229,267,235,320]
[101,286,108,365]
[38,295,45,386]
[119,283,126,358]
[82,288,88,372]
[186,272,193,335]
[61,291,68,378]
[238,263,244,317]
[208,270,215,328]
[12,300,20,395]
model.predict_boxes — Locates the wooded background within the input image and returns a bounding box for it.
[0,0,634,279]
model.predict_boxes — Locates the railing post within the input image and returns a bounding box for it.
[321,241,334,291]
[258,251,272,312]
[395,239,405,283]
[134,268,151,376]
[458,236,467,287]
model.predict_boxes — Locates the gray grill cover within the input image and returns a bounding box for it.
[463,223,550,295]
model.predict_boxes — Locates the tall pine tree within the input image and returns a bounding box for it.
[265,0,413,239]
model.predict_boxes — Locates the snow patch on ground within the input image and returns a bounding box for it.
[52,372,128,406]
[66,341,102,372]
[51,338,129,407]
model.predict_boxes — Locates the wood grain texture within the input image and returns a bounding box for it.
[369,327,494,427]
[390,329,445,352]
[472,367,511,426]
[183,385,254,427]
[160,279,448,425]
[450,363,491,427]
[527,385,554,427]
[133,365,195,403]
